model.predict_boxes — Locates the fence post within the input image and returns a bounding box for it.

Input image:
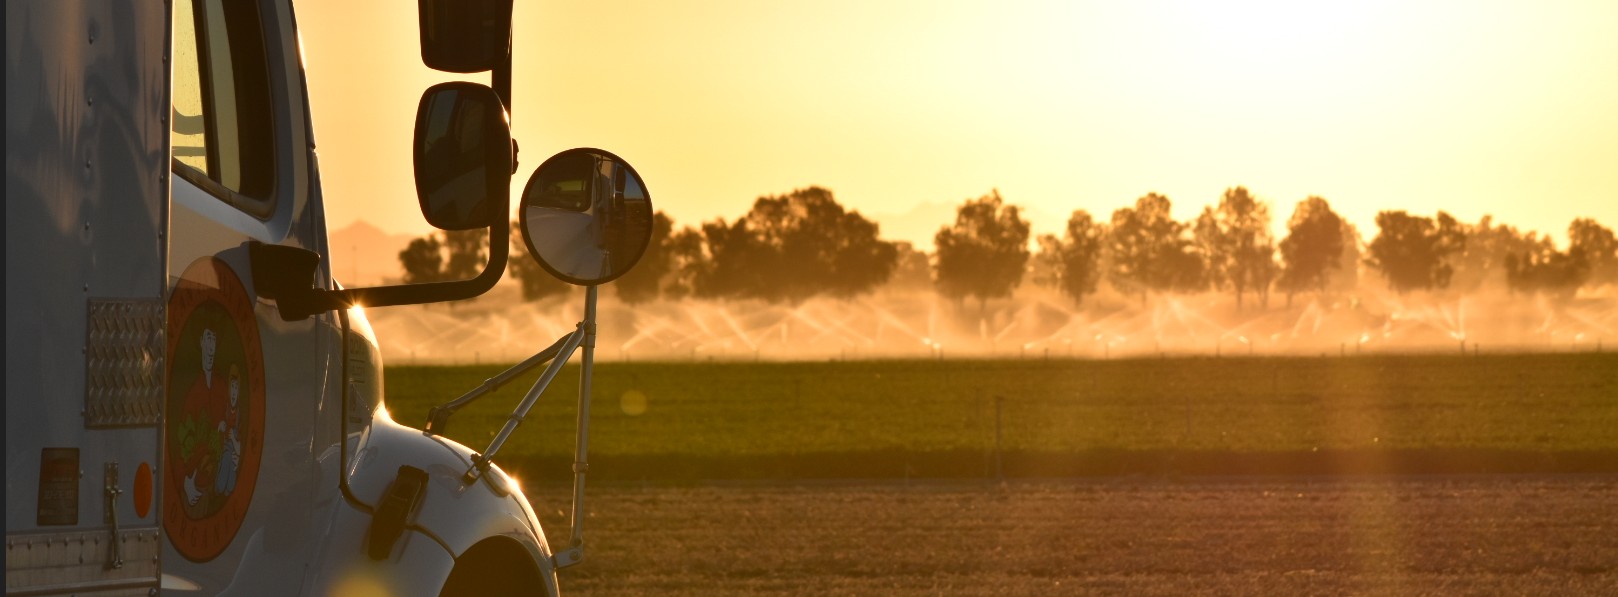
[993,395,1005,483]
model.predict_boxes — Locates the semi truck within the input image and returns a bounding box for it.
[5,1,652,594]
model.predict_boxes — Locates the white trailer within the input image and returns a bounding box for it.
[6,1,652,594]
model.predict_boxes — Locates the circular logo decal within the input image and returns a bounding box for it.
[164,257,266,562]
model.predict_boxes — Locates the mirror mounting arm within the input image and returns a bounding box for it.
[331,220,508,310]
[248,219,508,321]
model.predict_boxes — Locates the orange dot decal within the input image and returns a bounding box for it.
[134,462,153,519]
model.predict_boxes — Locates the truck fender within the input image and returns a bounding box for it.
[311,415,558,596]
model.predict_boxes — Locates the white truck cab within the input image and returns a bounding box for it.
[6,1,652,594]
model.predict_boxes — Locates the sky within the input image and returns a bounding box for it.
[296,0,1618,250]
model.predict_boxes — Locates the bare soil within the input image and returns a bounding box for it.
[533,475,1618,596]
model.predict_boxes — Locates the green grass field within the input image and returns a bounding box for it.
[383,353,1618,480]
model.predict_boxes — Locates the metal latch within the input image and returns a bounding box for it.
[103,462,123,569]
[367,466,428,560]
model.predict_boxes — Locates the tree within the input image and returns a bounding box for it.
[1194,187,1276,309]
[1107,193,1202,301]
[1276,196,1345,306]
[1450,216,1543,293]
[1504,234,1587,298]
[399,235,444,284]
[934,190,1031,311]
[1364,210,1466,294]
[885,242,933,291]
[508,221,569,302]
[1037,210,1106,306]
[1333,221,1362,294]
[1569,218,1618,288]
[611,211,676,304]
[687,187,898,303]
[442,228,489,281]
[398,228,495,305]
[663,226,708,300]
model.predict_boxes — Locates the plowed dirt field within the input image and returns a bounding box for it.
[534,476,1618,596]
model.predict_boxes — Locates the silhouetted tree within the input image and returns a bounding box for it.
[397,228,492,306]
[1505,240,1588,298]
[442,228,489,281]
[508,221,569,302]
[1276,196,1345,306]
[399,235,444,284]
[1451,216,1544,293]
[1569,218,1618,288]
[1037,210,1106,306]
[1107,193,1202,301]
[1333,221,1362,293]
[885,242,933,291]
[1364,210,1466,294]
[1194,187,1276,309]
[934,190,1031,311]
[663,226,708,300]
[690,187,898,303]
[611,211,676,304]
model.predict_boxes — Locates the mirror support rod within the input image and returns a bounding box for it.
[494,44,513,123]
[464,320,586,484]
[553,286,598,569]
[425,331,573,436]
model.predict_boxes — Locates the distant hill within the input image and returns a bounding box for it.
[327,220,418,286]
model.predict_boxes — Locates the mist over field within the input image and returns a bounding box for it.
[363,282,1617,364]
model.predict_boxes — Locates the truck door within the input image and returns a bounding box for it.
[162,0,345,591]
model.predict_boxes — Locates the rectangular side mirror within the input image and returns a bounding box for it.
[413,82,511,230]
[418,0,513,73]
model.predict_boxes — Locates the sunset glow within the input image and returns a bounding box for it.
[297,0,1618,249]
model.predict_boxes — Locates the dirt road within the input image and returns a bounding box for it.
[534,475,1618,596]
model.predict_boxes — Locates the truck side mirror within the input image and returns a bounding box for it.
[252,82,514,320]
[413,82,511,230]
[520,148,654,286]
[417,0,513,73]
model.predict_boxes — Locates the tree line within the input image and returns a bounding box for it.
[397,186,1618,308]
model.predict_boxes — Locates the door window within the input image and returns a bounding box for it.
[171,0,277,217]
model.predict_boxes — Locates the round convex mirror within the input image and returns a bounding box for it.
[519,148,653,286]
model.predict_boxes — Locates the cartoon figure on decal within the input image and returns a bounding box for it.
[180,328,222,506]
[164,257,266,562]
[215,365,243,497]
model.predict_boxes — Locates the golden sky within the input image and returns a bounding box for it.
[297,0,1618,248]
